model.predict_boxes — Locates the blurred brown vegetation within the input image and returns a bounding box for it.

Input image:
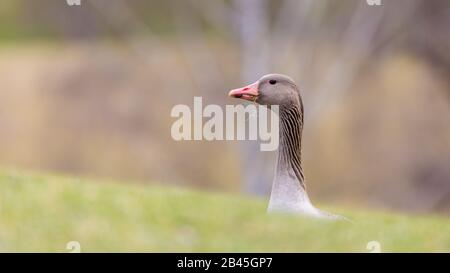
[0,0,449,214]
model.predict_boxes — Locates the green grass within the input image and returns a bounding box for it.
[0,170,449,252]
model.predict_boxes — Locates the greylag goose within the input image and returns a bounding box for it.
[229,74,345,220]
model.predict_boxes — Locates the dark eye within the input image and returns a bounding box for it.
[269,79,277,85]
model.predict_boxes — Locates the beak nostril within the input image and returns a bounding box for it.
[243,87,249,91]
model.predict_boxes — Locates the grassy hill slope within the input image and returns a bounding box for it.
[0,170,449,252]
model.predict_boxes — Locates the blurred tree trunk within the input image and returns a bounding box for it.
[234,0,272,195]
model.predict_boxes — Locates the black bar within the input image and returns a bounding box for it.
[0,253,447,272]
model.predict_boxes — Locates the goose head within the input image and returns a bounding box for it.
[228,74,301,108]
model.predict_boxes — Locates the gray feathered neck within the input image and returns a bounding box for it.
[277,99,305,190]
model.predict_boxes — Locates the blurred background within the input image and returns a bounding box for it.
[0,0,449,215]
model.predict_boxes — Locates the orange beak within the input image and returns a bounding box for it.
[228,81,259,101]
